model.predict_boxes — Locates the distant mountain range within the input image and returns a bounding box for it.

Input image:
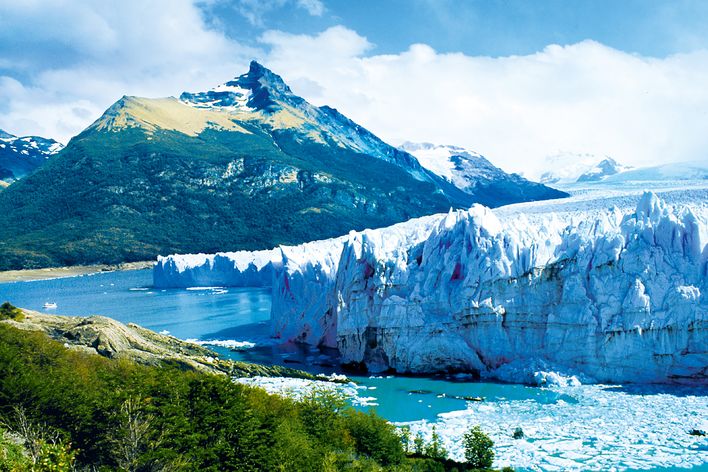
[400,142,565,206]
[0,129,62,187]
[539,152,631,184]
[0,62,564,270]
[539,151,708,185]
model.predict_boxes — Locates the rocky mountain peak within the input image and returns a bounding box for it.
[180,61,297,112]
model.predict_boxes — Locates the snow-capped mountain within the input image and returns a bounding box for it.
[539,152,630,184]
[155,186,708,384]
[94,61,430,184]
[0,129,62,186]
[180,62,422,176]
[400,142,565,205]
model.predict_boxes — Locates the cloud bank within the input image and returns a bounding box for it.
[1,1,707,176]
[263,27,708,175]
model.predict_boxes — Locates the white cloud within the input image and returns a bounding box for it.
[234,0,324,27]
[2,3,707,177]
[296,0,324,16]
[0,0,257,141]
[261,27,708,175]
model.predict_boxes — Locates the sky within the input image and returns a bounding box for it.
[1,0,708,177]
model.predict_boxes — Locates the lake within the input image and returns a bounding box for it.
[1,269,706,471]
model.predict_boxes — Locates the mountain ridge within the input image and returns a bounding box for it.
[400,141,566,206]
[0,62,565,270]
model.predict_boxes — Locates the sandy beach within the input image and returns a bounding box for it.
[0,261,155,283]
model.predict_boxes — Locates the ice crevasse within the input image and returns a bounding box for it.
[155,192,707,384]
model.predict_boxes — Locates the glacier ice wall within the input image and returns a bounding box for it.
[153,249,280,288]
[330,192,707,382]
[154,192,708,383]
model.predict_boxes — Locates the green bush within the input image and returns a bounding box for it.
[36,440,77,472]
[424,426,447,460]
[344,410,405,466]
[463,426,494,469]
[0,303,23,321]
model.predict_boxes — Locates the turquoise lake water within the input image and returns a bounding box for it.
[0,269,562,422]
[1,269,706,470]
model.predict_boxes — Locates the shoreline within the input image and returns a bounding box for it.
[0,261,155,283]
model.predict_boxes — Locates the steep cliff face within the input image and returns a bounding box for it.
[155,191,708,384]
[331,193,706,383]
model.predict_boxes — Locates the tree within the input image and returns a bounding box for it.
[399,425,412,454]
[413,432,425,455]
[424,426,447,460]
[1,407,75,471]
[110,397,155,472]
[463,426,494,469]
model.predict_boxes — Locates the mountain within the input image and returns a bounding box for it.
[0,62,486,270]
[399,142,566,205]
[539,152,630,184]
[0,62,569,270]
[0,129,63,187]
[603,161,708,182]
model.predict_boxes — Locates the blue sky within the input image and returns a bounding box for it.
[204,0,708,57]
[1,0,707,175]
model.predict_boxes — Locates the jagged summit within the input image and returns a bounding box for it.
[180,61,298,112]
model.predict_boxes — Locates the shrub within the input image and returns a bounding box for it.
[344,410,405,466]
[0,428,30,471]
[36,440,77,472]
[463,426,494,469]
[0,303,23,321]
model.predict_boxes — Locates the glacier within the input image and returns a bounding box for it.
[154,188,708,384]
[153,248,280,288]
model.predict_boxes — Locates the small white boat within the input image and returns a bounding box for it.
[43,302,57,309]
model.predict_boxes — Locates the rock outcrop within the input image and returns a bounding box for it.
[1,309,317,380]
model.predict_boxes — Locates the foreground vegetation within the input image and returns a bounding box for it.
[0,313,506,471]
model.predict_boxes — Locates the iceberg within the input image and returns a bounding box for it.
[154,190,708,384]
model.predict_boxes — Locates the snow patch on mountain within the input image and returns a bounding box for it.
[0,129,63,184]
[178,61,431,181]
[399,142,500,189]
[399,142,568,205]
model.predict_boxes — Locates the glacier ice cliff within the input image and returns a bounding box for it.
[153,248,280,288]
[155,191,708,384]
